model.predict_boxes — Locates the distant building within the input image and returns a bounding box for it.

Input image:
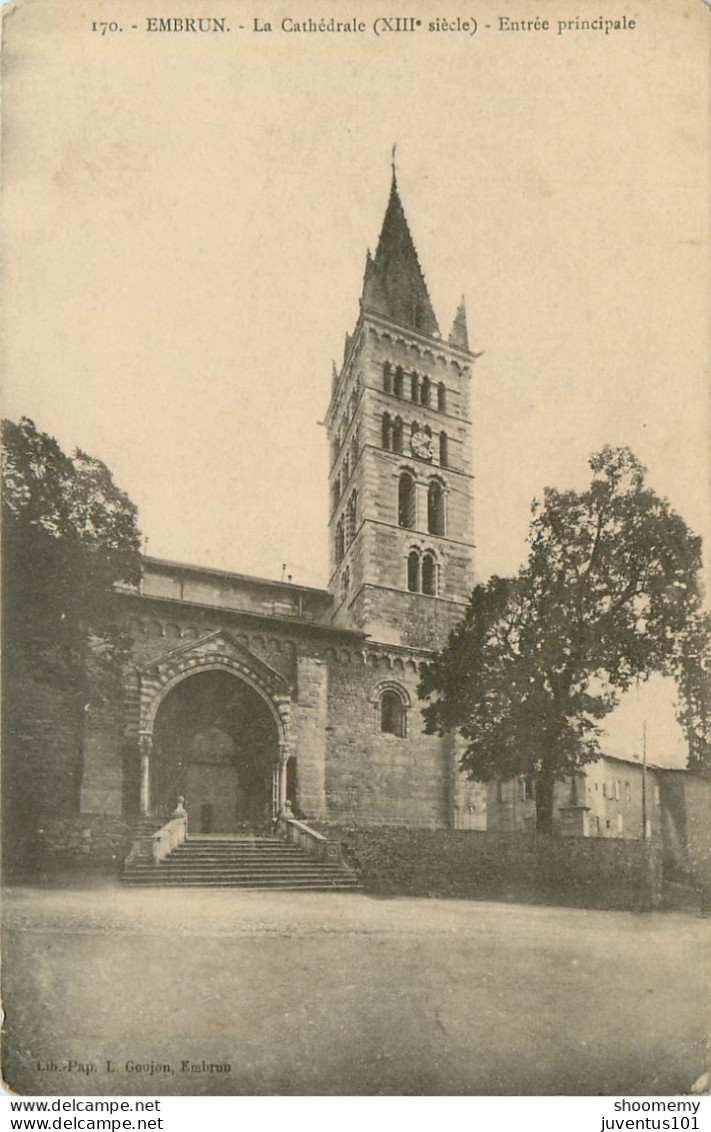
[486,754,711,881]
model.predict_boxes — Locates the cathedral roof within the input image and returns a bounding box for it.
[361,172,440,338]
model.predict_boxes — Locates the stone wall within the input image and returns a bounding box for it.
[76,595,462,831]
[5,813,133,880]
[322,647,452,827]
[660,770,711,885]
[322,825,662,910]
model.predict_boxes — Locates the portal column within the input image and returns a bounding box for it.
[139,734,152,815]
[277,742,291,813]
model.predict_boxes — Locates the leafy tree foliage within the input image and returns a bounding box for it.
[419,447,709,831]
[2,418,141,843]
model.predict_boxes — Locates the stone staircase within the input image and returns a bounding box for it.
[122,834,361,891]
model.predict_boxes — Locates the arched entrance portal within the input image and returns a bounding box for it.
[152,670,280,833]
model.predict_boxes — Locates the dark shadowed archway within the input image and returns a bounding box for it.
[152,670,279,832]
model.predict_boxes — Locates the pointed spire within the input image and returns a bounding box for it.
[448,296,469,350]
[361,164,440,337]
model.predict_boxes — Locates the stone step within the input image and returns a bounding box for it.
[169,846,303,851]
[125,868,354,880]
[123,878,361,889]
[122,831,360,891]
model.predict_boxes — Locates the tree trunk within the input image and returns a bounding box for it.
[535,766,556,834]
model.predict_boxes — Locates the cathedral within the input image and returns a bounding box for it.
[79,170,488,835]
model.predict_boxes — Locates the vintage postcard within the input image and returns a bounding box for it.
[1,0,709,1101]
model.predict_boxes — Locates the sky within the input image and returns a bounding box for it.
[2,0,708,760]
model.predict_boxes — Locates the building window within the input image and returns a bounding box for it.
[421,376,431,407]
[616,813,624,835]
[331,474,341,512]
[439,431,448,467]
[437,382,447,412]
[394,366,404,398]
[340,566,350,600]
[383,361,392,394]
[614,780,620,801]
[654,784,660,806]
[380,691,406,737]
[407,550,420,592]
[342,452,350,483]
[346,491,358,545]
[496,780,504,803]
[602,782,607,798]
[517,776,534,802]
[427,480,445,536]
[335,519,345,565]
[411,372,420,402]
[398,472,416,529]
[382,412,392,450]
[422,551,437,595]
[625,782,631,805]
[392,416,404,453]
[350,433,359,469]
[332,437,340,464]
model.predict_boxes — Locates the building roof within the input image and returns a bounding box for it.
[141,555,332,600]
[361,172,440,337]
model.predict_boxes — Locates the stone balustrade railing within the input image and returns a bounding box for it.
[276,814,345,865]
[150,816,188,864]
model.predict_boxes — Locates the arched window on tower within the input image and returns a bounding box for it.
[382,412,392,451]
[392,417,404,453]
[411,372,420,403]
[422,552,437,595]
[407,550,420,593]
[350,432,359,470]
[346,490,358,545]
[383,361,392,394]
[340,565,350,600]
[331,474,341,512]
[398,472,416,529]
[342,451,350,483]
[437,382,447,412]
[421,376,431,407]
[427,480,445,536]
[335,519,345,565]
[380,691,406,737]
[331,437,340,465]
[394,366,404,398]
[439,432,448,467]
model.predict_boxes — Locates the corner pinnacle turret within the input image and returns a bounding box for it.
[448,297,469,350]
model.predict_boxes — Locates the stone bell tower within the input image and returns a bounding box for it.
[325,169,477,651]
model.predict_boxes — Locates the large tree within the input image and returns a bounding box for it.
[419,447,710,832]
[2,418,142,852]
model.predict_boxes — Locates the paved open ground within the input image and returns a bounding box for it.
[2,885,708,1096]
